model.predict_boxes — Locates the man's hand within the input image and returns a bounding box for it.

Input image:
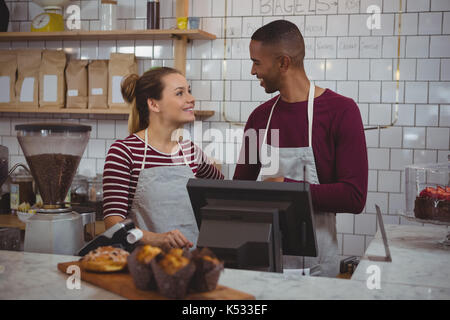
[264,177,284,182]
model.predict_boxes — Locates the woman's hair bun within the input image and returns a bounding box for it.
[121,73,140,104]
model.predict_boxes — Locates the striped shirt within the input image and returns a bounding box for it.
[103,134,224,220]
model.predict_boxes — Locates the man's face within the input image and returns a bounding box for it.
[249,40,281,94]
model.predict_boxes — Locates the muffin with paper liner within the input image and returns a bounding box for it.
[151,248,196,299]
[190,247,224,292]
[127,244,163,290]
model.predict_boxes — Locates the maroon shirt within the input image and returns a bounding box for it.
[233,89,368,214]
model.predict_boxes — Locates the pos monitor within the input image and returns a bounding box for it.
[186,179,317,273]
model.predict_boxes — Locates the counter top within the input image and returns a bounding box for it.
[0,224,449,300]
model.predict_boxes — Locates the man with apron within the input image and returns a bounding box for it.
[234,20,368,277]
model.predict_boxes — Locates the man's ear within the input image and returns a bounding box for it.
[279,55,291,72]
[147,98,160,113]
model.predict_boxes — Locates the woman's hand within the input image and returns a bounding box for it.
[264,177,284,182]
[142,229,193,251]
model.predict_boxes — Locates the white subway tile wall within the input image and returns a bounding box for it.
[1,0,449,259]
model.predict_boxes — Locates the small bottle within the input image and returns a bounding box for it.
[100,0,117,31]
[147,0,160,30]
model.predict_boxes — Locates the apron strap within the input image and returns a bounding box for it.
[141,128,148,171]
[261,95,281,147]
[307,81,315,148]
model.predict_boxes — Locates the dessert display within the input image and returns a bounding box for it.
[127,244,162,290]
[414,186,450,222]
[80,246,129,272]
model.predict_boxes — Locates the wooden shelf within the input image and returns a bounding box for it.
[0,29,216,42]
[0,107,215,119]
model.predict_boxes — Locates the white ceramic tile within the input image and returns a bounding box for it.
[370,59,392,81]
[241,59,254,80]
[225,17,242,38]
[81,0,98,20]
[0,119,10,136]
[338,0,360,13]
[407,0,431,12]
[418,12,442,35]
[126,19,145,31]
[223,60,241,80]
[405,36,429,58]
[382,36,406,58]
[415,104,439,126]
[134,0,146,19]
[336,213,354,234]
[381,81,404,103]
[2,136,19,155]
[393,104,415,126]
[80,40,98,60]
[97,120,115,139]
[191,80,211,101]
[251,80,269,102]
[231,81,251,102]
[444,12,450,34]
[380,126,402,148]
[416,59,440,81]
[211,80,230,101]
[342,234,365,257]
[336,81,358,101]
[231,39,251,59]
[413,149,437,164]
[116,40,135,54]
[359,81,381,103]
[441,59,450,81]
[429,82,450,104]
[360,0,382,13]
[325,59,347,80]
[348,59,369,80]
[358,103,369,125]
[368,170,377,191]
[316,37,337,58]
[360,36,382,58]
[369,104,391,125]
[201,60,221,80]
[405,82,428,104]
[304,60,325,80]
[212,0,231,17]
[337,37,359,58]
[378,171,401,193]
[186,60,201,80]
[326,15,348,36]
[349,14,370,36]
[117,0,134,19]
[367,148,389,170]
[403,127,426,148]
[393,59,416,81]
[240,102,259,123]
[390,149,413,170]
[431,0,450,11]
[304,38,315,59]
[193,0,212,17]
[78,158,96,177]
[438,151,449,163]
[354,213,377,235]
[304,15,326,37]
[252,0,273,16]
[430,36,450,58]
[202,17,223,39]
[96,158,105,175]
[440,105,450,127]
[211,39,231,60]
[426,128,450,149]
[97,40,116,60]
[372,14,394,36]
[365,191,388,214]
[153,40,172,59]
[10,2,28,21]
[88,139,106,158]
[394,13,418,36]
[231,0,251,15]
[242,17,263,38]
[135,40,153,58]
[63,40,81,60]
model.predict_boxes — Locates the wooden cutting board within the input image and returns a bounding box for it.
[57,261,255,300]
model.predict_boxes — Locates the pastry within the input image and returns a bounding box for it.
[190,248,224,292]
[414,186,450,222]
[128,244,162,291]
[80,246,129,272]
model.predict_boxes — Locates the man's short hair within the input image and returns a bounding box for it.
[251,20,305,68]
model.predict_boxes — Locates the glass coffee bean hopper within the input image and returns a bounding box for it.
[15,123,92,255]
[403,161,450,246]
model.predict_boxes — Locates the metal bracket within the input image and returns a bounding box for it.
[368,205,392,262]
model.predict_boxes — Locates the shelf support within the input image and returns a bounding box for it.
[174,0,189,75]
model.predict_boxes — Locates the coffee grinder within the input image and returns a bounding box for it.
[16,123,91,255]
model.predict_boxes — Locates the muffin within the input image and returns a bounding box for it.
[151,248,196,299]
[127,245,162,290]
[190,248,224,292]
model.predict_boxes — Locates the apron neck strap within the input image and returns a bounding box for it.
[307,81,315,147]
[262,95,281,147]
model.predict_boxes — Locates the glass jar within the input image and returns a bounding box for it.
[88,174,103,221]
[10,169,35,214]
[71,174,89,205]
[100,0,117,31]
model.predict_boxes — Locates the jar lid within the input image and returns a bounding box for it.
[15,123,92,133]
[11,169,33,182]
[101,0,117,4]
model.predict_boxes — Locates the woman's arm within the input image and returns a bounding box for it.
[193,143,224,179]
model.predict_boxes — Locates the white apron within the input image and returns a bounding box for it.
[259,83,339,277]
[129,128,199,247]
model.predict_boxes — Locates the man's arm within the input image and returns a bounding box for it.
[233,116,262,180]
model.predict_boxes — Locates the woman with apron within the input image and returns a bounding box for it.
[103,67,224,251]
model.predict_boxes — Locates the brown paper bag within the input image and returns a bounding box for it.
[108,53,138,108]
[15,49,42,108]
[65,59,88,109]
[88,60,108,109]
[39,50,67,108]
[0,50,17,108]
